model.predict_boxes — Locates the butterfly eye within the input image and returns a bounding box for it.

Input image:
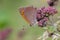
[21,10,24,15]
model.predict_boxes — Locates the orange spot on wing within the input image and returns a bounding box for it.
[21,10,31,24]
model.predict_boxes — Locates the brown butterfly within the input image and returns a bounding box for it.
[19,6,37,26]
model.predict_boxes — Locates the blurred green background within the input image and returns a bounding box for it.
[0,0,60,40]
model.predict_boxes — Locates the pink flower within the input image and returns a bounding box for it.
[42,6,57,15]
[43,17,48,21]
[47,0,58,6]
[38,20,43,26]
[38,17,48,27]
[0,28,12,40]
[36,6,57,27]
[36,13,41,19]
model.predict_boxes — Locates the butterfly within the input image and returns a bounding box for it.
[19,6,57,27]
[19,6,37,26]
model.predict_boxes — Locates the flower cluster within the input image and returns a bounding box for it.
[36,6,57,27]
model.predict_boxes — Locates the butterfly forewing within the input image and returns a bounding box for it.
[19,6,37,25]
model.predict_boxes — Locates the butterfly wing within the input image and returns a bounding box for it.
[19,6,37,26]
